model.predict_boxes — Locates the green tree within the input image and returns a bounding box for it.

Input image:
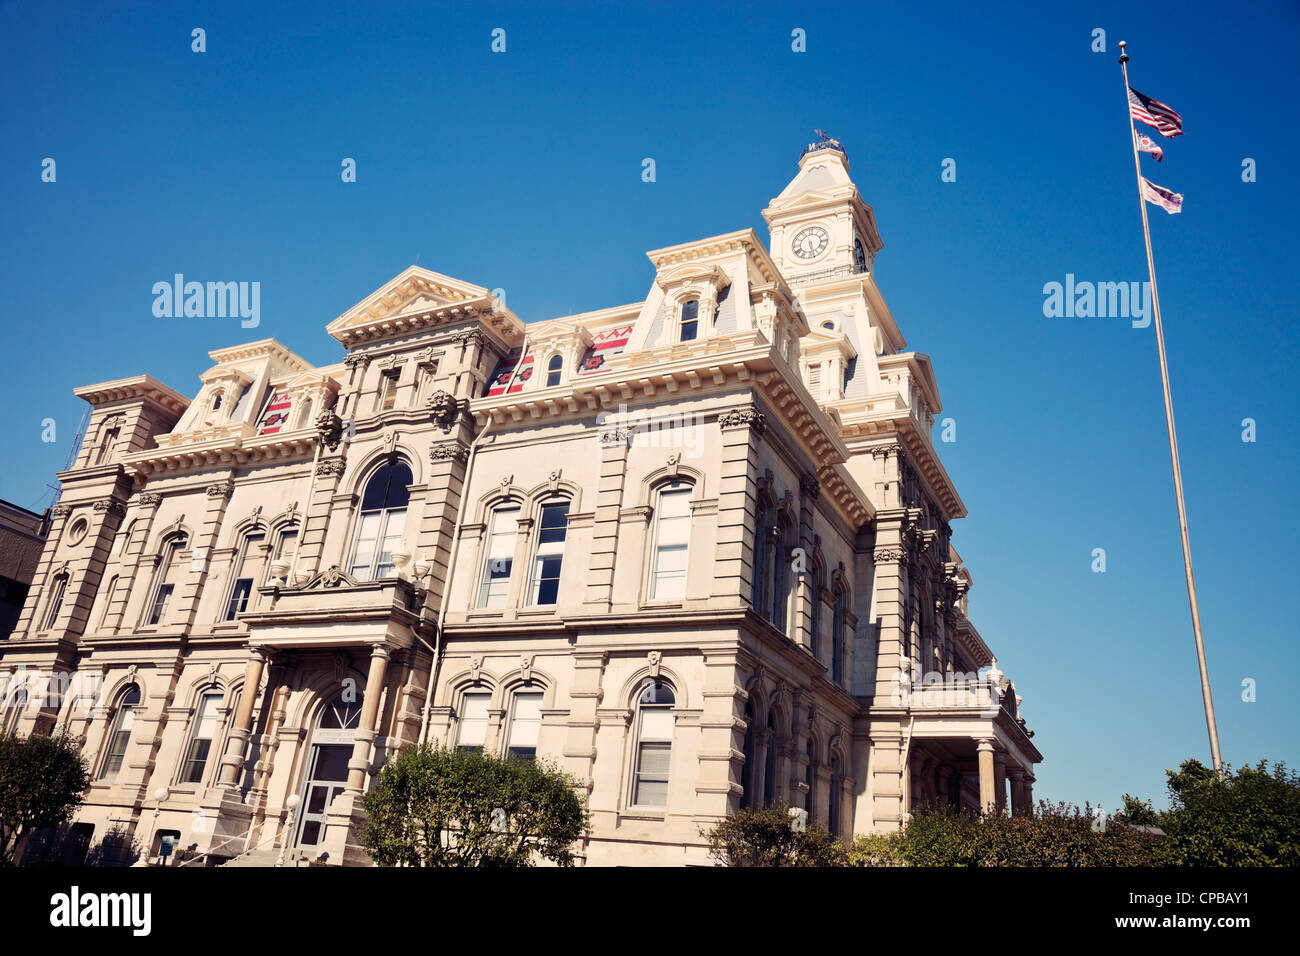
[1152,759,1300,866]
[0,731,91,866]
[360,744,587,867]
[704,804,847,866]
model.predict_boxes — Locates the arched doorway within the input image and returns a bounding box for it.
[294,691,364,851]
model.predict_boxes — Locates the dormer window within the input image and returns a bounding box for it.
[679,300,699,343]
[212,393,223,411]
[377,369,400,412]
[546,355,563,387]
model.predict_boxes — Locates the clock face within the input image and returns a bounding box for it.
[791,225,830,260]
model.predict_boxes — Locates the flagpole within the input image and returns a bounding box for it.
[1118,40,1223,775]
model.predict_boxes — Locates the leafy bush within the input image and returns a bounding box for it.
[0,731,90,866]
[704,804,847,866]
[361,744,587,867]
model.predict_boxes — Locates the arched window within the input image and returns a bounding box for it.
[771,518,790,631]
[763,711,777,807]
[273,525,298,570]
[805,736,816,814]
[648,482,692,601]
[348,460,412,581]
[854,237,867,273]
[296,398,314,430]
[751,500,769,610]
[179,689,224,784]
[545,354,563,387]
[504,687,543,760]
[831,587,846,686]
[739,697,757,811]
[94,423,120,465]
[146,534,187,626]
[809,561,824,658]
[100,685,141,782]
[679,299,699,342]
[479,502,521,608]
[528,499,570,606]
[828,753,842,837]
[42,573,69,631]
[224,531,265,621]
[630,679,675,808]
[3,686,28,735]
[96,575,118,631]
[455,690,491,752]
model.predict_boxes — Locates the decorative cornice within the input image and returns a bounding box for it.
[343,353,369,370]
[718,405,767,436]
[872,548,905,565]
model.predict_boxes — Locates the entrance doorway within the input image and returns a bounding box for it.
[293,693,363,851]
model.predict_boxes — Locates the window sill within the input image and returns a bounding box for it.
[621,809,668,821]
[516,606,559,617]
[639,601,684,611]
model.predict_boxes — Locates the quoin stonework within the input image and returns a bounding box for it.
[1,137,1041,866]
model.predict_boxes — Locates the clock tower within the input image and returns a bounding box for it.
[762,134,884,284]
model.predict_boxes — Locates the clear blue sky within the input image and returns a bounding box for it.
[2,0,1296,811]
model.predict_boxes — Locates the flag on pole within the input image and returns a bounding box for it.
[1129,87,1184,137]
[1136,132,1164,162]
[1142,177,1184,214]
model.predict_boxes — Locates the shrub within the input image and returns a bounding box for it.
[704,804,847,866]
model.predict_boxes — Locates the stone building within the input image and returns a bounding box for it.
[0,137,1040,866]
[0,499,49,640]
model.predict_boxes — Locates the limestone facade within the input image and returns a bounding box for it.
[0,138,1040,866]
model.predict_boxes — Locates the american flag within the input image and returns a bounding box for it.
[1129,87,1183,138]
[1136,132,1164,162]
[1142,177,1183,214]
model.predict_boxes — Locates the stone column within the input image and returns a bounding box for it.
[976,739,997,814]
[346,645,391,793]
[713,405,766,608]
[583,427,630,611]
[993,751,1007,814]
[1008,767,1027,817]
[1024,775,1035,814]
[217,649,268,788]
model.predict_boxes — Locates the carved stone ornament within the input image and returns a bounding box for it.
[306,565,360,589]
[718,405,767,436]
[597,426,631,448]
[430,441,469,464]
[317,458,347,477]
[799,473,821,500]
[343,353,368,370]
[666,452,681,477]
[206,481,235,499]
[454,328,486,350]
[519,655,534,683]
[426,390,459,431]
[52,504,73,518]
[470,657,483,683]
[93,498,127,516]
[500,474,513,490]
[871,548,902,565]
[647,651,662,678]
[137,492,162,507]
[316,409,345,451]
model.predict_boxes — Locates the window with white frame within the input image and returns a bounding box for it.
[456,690,491,752]
[630,679,675,808]
[545,354,562,387]
[679,299,699,342]
[146,535,187,626]
[528,500,570,606]
[648,482,692,601]
[348,461,412,581]
[273,525,298,569]
[42,574,69,631]
[504,689,543,760]
[223,532,265,621]
[179,690,223,784]
[99,685,141,782]
[478,503,520,608]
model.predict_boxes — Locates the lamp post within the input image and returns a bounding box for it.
[275,794,301,867]
[131,786,170,866]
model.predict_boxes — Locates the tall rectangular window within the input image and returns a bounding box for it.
[42,575,68,631]
[479,505,520,608]
[378,370,400,411]
[679,300,699,342]
[146,536,186,627]
[179,691,222,784]
[224,533,264,621]
[529,501,570,605]
[505,691,543,760]
[649,484,692,601]
[94,426,120,465]
[631,681,676,808]
[100,687,140,782]
[456,691,491,751]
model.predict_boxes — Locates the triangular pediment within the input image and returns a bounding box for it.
[325,266,498,343]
